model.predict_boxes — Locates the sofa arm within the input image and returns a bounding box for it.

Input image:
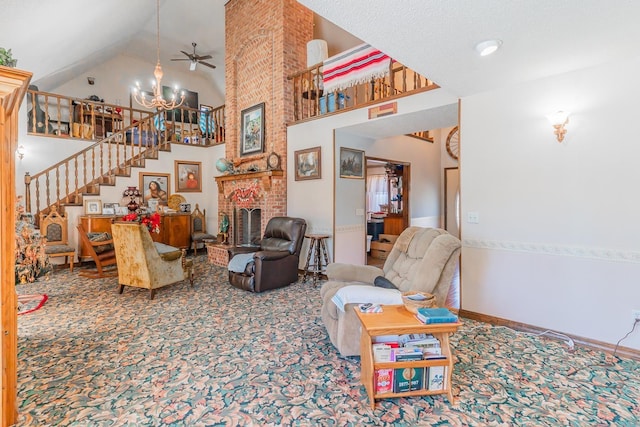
[326,263,383,283]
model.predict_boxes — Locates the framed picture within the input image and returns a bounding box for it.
[175,160,202,192]
[115,206,129,216]
[340,147,365,179]
[295,146,322,181]
[164,86,198,123]
[102,203,117,215]
[179,203,191,213]
[84,199,102,215]
[147,198,159,213]
[240,102,265,156]
[139,172,170,205]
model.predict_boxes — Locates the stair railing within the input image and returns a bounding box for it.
[24,114,169,220]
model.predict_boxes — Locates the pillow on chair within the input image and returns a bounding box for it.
[374,276,398,289]
[87,232,113,254]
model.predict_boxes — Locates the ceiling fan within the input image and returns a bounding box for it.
[171,42,216,71]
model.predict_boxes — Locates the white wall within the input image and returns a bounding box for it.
[461,55,640,349]
[50,54,224,108]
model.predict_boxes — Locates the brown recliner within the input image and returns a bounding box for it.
[228,217,307,292]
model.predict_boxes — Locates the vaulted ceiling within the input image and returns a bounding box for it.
[5,0,638,119]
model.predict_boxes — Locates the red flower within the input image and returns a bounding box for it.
[122,212,161,234]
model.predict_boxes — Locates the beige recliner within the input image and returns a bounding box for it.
[320,227,461,357]
[111,222,194,299]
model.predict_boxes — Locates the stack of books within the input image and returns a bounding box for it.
[415,307,458,324]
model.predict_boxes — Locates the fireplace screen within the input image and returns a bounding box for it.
[234,208,261,246]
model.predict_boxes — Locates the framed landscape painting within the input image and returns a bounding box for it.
[295,146,321,181]
[240,102,265,156]
[339,147,364,179]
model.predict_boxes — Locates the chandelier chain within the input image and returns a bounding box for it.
[132,0,185,111]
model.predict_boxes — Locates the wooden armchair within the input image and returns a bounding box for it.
[39,206,75,272]
[77,223,118,278]
[190,203,216,255]
[111,222,194,299]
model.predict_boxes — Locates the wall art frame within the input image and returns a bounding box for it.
[175,160,202,192]
[339,147,365,179]
[294,146,322,181]
[240,102,265,156]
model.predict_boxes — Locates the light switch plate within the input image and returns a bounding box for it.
[467,212,479,224]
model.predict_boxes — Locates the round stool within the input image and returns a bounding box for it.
[303,234,331,286]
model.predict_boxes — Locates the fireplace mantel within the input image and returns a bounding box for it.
[215,170,283,194]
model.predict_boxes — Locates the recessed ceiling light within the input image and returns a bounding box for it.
[475,39,503,56]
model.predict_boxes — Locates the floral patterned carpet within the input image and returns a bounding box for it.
[16,257,640,426]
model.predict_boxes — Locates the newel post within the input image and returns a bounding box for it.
[24,172,31,212]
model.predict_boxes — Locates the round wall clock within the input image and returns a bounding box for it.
[267,152,281,170]
[446,126,460,160]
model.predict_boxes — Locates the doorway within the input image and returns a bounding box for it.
[365,157,410,266]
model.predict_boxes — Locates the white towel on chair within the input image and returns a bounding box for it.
[228,253,255,273]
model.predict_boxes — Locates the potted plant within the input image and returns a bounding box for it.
[0,48,17,67]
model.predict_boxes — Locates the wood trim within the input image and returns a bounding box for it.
[460,309,640,361]
[0,65,32,427]
[214,170,283,193]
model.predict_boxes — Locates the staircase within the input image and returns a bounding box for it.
[23,89,226,222]
[24,114,170,222]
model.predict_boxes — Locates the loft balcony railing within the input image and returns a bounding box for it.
[288,60,439,124]
[26,89,225,145]
[23,90,227,219]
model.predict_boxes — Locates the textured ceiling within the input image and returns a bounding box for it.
[298,0,640,98]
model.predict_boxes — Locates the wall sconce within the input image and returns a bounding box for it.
[16,145,25,160]
[546,110,570,142]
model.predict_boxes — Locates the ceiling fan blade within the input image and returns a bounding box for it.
[171,58,191,61]
[180,50,192,57]
[195,54,213,61]
[199,61,217,69]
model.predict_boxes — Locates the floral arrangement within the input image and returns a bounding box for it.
[15,196,50,284]
[122,212,161,234]
[230,182,262,208]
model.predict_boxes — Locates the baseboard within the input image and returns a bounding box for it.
[459,309,640,361]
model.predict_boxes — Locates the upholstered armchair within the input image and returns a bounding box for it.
[228,217,307,293]
[111,222,194,299]
[320,227,461,357]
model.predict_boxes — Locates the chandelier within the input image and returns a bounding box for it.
[132,0,185,110]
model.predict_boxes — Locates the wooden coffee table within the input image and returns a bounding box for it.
[355,304,462,409]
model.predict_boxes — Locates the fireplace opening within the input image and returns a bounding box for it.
[234,208,261,246]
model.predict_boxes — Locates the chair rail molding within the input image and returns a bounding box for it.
[463,238,640,264]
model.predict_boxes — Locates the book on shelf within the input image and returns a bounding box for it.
[425,366,446,391]
[394,347,423,361]
[398,333,438,346]
[375,369,394,394]
[394,367,424,393]
[373,343,394,362]
[416,307,458,324]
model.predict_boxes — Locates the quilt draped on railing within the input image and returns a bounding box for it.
[322,43,391,93]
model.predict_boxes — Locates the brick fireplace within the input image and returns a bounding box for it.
[218,0,313,245]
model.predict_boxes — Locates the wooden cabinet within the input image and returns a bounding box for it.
[153,213,191,248]
[355,305,461,409]
[78,213,191,260]
[383,215,404,235]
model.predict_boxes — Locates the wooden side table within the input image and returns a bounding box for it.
[302,234,331,286]
[355,305,461,409]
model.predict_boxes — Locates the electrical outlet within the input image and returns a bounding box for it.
[632,309,640,321]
